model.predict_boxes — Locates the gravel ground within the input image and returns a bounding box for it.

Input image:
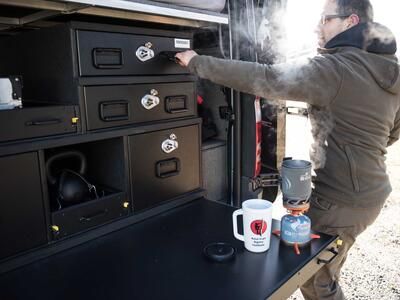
[286,141,400,300]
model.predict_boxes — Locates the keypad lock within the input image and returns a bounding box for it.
[141,89,160,110]
[161,134,179,153]
[136,42,155,62]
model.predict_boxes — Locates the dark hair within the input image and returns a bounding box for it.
[335,0,374,23]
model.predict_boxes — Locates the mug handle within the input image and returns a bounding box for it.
[232,209,244,241]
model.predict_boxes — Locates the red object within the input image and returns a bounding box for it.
[254,96,262,177]
[197,95,204,105]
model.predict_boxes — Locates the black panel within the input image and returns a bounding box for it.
[84,81,196,130]
[51,191,128,238]
[0,199,337,300]
[129,125,200,211]
[0,105,79,143]
[77,30,191,76]
[0,153,47,260]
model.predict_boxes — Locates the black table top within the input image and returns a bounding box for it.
[0,199,336,300]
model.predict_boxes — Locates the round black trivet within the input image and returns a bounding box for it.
[203,242,236,263]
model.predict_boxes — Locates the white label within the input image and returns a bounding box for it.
[174,38,190,49]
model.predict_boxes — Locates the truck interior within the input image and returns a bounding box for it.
[0,1,339,299]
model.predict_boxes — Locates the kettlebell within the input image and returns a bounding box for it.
[46,151,92,205]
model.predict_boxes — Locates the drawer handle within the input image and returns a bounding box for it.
[26,119,62,126]
[79,209,109,222]
[100,101,129,122]
[156,158,181,178]
[317,247,339,265]
[93,48,123,69]
[165,95,188,114]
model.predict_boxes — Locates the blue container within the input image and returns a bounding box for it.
[280,214,311,245]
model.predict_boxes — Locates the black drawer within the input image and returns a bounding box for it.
[84,82,196,130]
[129,125,201,212]
[76,30,191,76]
[0,105,80,143]
[51,191,129,238]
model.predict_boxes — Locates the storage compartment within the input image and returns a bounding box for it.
[77,30,192,76]
[0,152,47,260]
[84,81,196,130]
[201,139,228,202]
[51,189,128,238]
[129,124,201,212]
[45,137,129,238]
[0,105,80,143]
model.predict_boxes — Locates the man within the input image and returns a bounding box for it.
[176,0,399,299]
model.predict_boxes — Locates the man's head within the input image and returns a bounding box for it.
[317,0,374,47]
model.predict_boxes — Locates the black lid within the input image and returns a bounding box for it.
[203,242,236,263]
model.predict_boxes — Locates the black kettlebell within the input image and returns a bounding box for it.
[46,151,91,205]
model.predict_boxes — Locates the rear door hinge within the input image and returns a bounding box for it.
[251,173,280,191]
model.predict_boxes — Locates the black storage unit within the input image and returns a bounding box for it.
[0,152,47,260]
[0,22,194,108]
[0,105,80,143]
[77,30,191,76]
[130,124,201,211]
[0,21,201,270]
[84,81,196,130]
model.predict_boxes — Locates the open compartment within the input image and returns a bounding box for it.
[44,137,129,239]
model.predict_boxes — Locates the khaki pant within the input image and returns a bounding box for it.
[300,196,383,300]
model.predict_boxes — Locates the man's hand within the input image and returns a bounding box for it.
[175,50,198,67]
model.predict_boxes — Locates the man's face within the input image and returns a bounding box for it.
[316,0,350,47]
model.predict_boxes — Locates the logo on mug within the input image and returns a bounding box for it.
[250,220,267,236]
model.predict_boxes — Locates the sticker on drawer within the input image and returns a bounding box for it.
[174,38,190,49]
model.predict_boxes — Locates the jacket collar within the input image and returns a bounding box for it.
[320,22,397,55]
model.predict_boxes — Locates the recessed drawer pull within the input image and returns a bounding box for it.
[26,119,62,126]
[79,209,109,223]
[93,48,123,69]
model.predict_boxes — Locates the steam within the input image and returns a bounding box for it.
[307,105,334,170]
[363,23,397,48]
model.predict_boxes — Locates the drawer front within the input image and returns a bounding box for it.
[51,191,129,238]
[0,153,47,260]
[129,125,200,212]
[84,82,196,130]
[0,105,79,143]
[77,30,191,76]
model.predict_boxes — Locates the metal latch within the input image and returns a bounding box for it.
[251,173,280,191]
[161,134,179,153]
[286,106,308,117]
[136,42,155,62]
[141,89,160,110]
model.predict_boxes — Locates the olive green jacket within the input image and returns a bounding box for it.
[188,23,400,207]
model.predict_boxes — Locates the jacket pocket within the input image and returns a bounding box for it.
[310,196,332,211]
[344,145,360,192]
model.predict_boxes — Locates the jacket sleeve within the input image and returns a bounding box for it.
[188,54,344,107]
[388,109,400,146]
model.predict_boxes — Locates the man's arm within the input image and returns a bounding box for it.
[388,109,400,146]
[186,54,344,107]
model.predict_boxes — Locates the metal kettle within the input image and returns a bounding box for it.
[46,151,95,206]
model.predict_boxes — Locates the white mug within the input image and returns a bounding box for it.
[232,199,273,253]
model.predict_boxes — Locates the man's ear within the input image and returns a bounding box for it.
[347,14,360,28]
